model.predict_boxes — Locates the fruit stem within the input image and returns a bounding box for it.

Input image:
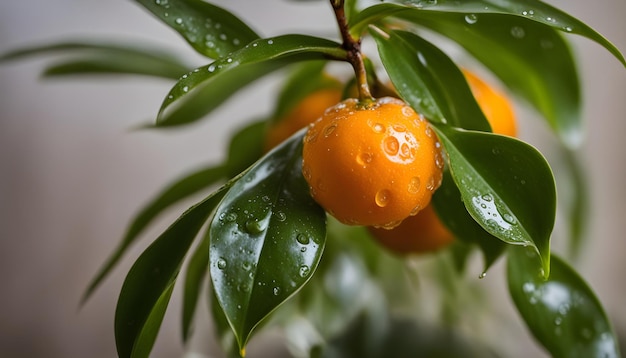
[331,0,374,103]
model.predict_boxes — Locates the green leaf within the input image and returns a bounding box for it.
[115,188,226,358]
[0,41,190,79]
[154,35,345,127]
[370,28,491,132]
[210,284,240,358]
[82,164,227,304]
[432,170,505,273]
[508,249,621,358]
[394,9,582,147]
[434,125,555,277]
[134,0,259,59]
[209,130,327,350]
[181,230,210,342]
[563,149,589,258]
[392,0,626,67]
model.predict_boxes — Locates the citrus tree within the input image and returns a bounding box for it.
[2,0,625,357]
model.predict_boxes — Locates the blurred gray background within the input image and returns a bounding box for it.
[0,1,624,357]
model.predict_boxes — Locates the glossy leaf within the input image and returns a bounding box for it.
[370,28,491,132]
[508,249,621,358]
[155,35,345,127]
[181,230,210,342]
[391,0,625,67]
[115,189,226,358]
[210,284,240,358]
[394,9,582,147]
[82,164,227,303]
[432,170,505,273]
[0,41,189,79]
[134,0,259,59]
[209,130,327,349]
[433,125,555,277]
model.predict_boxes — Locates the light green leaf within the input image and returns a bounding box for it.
[82,164,227,304]
[370,28,491,132]
[0,41,189,79]
[210,130,327,350]
[508,249,621,358]
[115,188,226,358]
[134,0,259,59]
[154,35,345,127]
[434,125,555,277]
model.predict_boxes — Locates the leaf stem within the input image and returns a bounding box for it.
[331,0,374,102]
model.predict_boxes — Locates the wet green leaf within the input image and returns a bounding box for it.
[370,29,491,132]
[508,250,621,358]
[154,35,345,127]
[0,41,189,79]
[433,125,555,277]
[115,188,226,358]
[181,230,210,342]
[210,285,240,358]
[432,170,505,272]
[393,0,625,67]
[82,164,227,304]
[209,130,326,349]
[134,0,259,59]
[389,8,581,147]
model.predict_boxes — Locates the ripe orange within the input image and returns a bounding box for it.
[463,69,517,137]
[367,205,454,254]
[369,70,517,254]
[302,97,444,229]
[264,88,342,151]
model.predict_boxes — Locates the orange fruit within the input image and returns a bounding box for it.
[369,70,518,255]
[367,205,454,254]
[302,97,444,229]
[463,69,517,137]
[264,88,342,151]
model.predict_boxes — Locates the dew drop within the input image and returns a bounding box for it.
[564,26,573,32]
[242,261,252,271]
[217,258,227,270]
[299,265,310,278]
[383,136,400,155]
[492,147,500,155]
[219,33,227,41]
[356,152,373,167]
[373,122,385,133]
[408,176,421,194]
[273,287,280,296]
[276,211,286,222]
[465,14,478,24]
[224,212,237,222]
[324,123,337,137]
[267,39,274,45]
[233,38,240,45]
[296,233,310,245]
[302,166,312,180]
[182,86,189,92]
[554,316,563,326]
[426,176,436,191]
[175,17,183,25]
[375,189,391,207]
[410,204,422,216]
[481,194,493,202]
[402,106,414,117]
[245,218,265,234]
[478,271,487,279]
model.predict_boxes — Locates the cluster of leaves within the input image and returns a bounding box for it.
[3,0,625,357]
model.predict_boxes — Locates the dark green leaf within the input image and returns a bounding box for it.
[432,170,505,272]
[115,188,226,358]
[181,230,210,342]
[154,35,345,127]
[508,250,621,358]
[82,164,227,304]
[226,120,266,178]
[392,0,625,67]
[395,9,582,147]
[210,130,327,349]
[370,28,491,132]
[210,285,240,358]
[563,149,589,258]
[134,0,259,59]
[434,125,555,277]
[0,41,189,79]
